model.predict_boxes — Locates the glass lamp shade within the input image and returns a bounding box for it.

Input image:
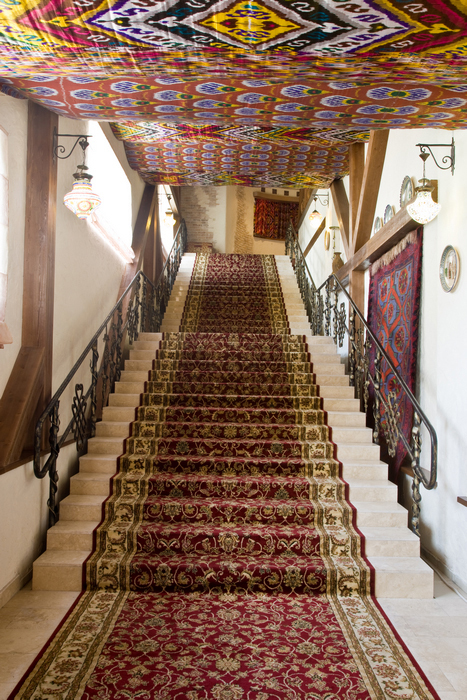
[309,208,322,224]
[163,210,175,226]
[64,178,102,220]
[407,182,441,224]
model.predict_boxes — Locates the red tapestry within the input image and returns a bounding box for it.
[367,228,423,482]
[254,198,299,241]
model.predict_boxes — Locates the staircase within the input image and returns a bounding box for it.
[33,253,433,598]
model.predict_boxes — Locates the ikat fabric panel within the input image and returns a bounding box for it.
[253,198,299,241]
[3,0,467,185]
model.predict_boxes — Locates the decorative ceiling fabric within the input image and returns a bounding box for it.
[2,0,467,186]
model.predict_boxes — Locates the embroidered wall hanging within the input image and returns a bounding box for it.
[367,228,423,482]
[253,197,299,240]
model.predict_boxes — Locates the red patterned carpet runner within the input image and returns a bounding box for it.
[11,254,439,699]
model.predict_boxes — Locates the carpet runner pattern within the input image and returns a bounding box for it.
[11,254,439,699]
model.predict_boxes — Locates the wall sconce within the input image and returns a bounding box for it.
[162,194,175,227]
[53,129,102,220]
[407,138,455,225]
[309,191,329,224]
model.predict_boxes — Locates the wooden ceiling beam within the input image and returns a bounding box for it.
[330,179,350,260]
[303,218,326,258]
[352,130,389,255]
[349,143,365,242]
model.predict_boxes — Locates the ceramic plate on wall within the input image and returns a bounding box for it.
[383,205,394,224]
[374,217,382,234]
[400,176,414,207]
[439,245,460,292]
[324,228,330,250]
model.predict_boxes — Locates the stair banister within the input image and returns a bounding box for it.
[33,220,187,528]
[286,221,437,536]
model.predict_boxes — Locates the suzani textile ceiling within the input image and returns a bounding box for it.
[2,0,467,185]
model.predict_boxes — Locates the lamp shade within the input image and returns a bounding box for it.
[64,178,102,220]
[407,181,441,225]
[309,208,322,224]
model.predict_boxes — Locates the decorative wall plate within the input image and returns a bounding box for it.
[439,245,460,292]
[324,228,331,250]
[400,176,414,208]
[383,205,394,224]
[374,217,382,234]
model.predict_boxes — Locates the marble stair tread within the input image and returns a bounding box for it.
[71,472,114,495]
[137,333,163,341]
[326,411,366,427]
[360,527,420,557]
[322,397,361,411]
[115,381,145,394]
[331,427,373,443]
[32,550,90,591]
[78,453,120,473]
[319,386,355,398]
[311,363,345,375]
[368,557,433,598]
[346,479,398,502]
[124,360,157,372]
[119,370,150,382]
[96,421,131,438]
[47,520,100,550]
[59,494,107,521]
[352,502,408,527]
[313,374,349,386]
[108,393,141,407]
[340,462,388,480]
[87,436,125,454]
[102,406,137,421]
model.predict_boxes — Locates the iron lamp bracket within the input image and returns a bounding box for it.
[415,138,455,175]
[53,128,92,162]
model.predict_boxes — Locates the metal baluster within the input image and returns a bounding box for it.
[411,412,422,536]
[90,340,98,438]
[349,306,356,387]
[47,402,60,528]
[324,279,331,337]
[114,303,123,385]
[333,281,338,345]
[141,275,147,334]
[372,348,382,444]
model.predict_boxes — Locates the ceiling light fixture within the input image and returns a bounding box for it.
[407,138,455,225]
[53,129,102,220]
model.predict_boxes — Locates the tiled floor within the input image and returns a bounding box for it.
[0,574,466,699]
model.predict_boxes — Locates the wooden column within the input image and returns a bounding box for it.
[0,102,58,468]
[349,143,365,252]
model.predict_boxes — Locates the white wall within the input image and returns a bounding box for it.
[0,105,145,604]
[299,129,467,592]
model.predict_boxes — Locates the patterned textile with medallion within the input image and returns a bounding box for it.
[253,198,299,241]
[11,253,438,700]
[367,229,424,482]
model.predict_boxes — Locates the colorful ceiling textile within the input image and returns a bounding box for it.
[367,229,423,482]
[254,197,299,240]
[3,0,467,185]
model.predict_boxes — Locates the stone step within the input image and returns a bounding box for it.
[119,370,149,382]
[336,442,381,462]
[312,362,345,375]
[322,397,361,411]
[102,406,136,422]
[70,472,113,496]
[368,556,434,598]
[87,436,124,454]
[96,421,131,438]
[319,386,355,399]
[115,381,145,394]
[32,550,90,591]
[326,411,366,427]
[59,494,106,521]
[360,526,420,557]
[108,393,141,407]
[347,478,398,502]
[331,427,373,443]
[129,350,156,361]
[47,520,99,550]
[341,461,388,480]
[314,373,349,386]
[137,333,163,342]
[133,340,166,350]
[124,360,153,372]
[79,454,120,474]
[352,501,408,527]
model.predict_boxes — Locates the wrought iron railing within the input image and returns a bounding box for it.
[34,220,187,527]
[285,222,437,536]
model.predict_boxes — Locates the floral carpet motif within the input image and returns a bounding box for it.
[11,253,439,700]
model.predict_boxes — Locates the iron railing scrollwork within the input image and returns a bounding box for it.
[34,220,187,527]
[286,221,437,536]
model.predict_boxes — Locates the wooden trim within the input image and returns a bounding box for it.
[330,180,350,259]
[0,436,76,477]
[116,184,156,302]
[0,347,44,468]
[336,206,418,286]
[349,143,365,245]
[254,191,302,203]
[303,219,326,258]
[457,496,467,508]
[353,130,389,254]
